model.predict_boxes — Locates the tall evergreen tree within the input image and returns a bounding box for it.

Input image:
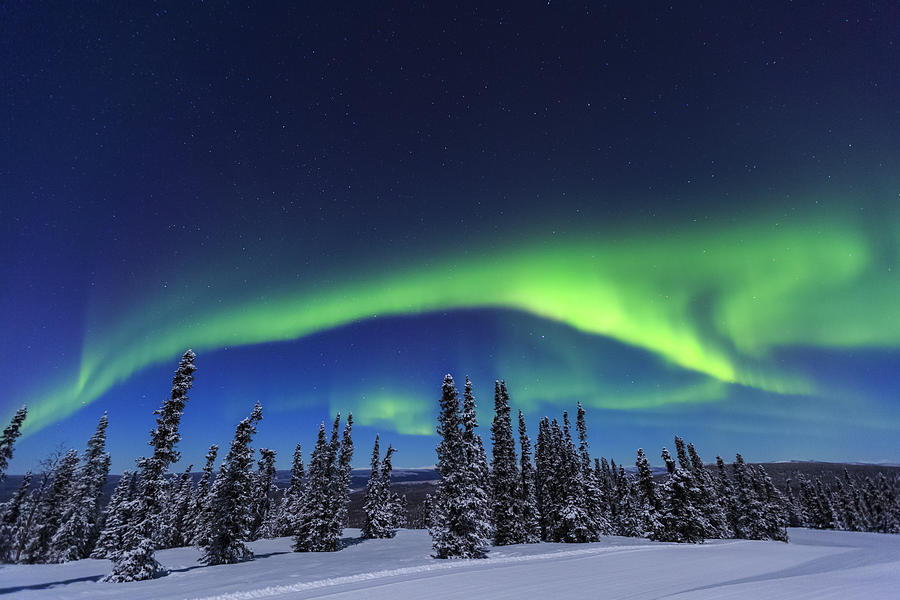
[490,380,521,545]
[294,418,343,552]
[200,402,263,565]
[104,349,196,582]
[576,403,609,536]
[555,412,594,542]
[361,435,384,539]
[333,413,354,537]
[0,407,27,481]
[48,413,111,562]
[517,410,540,543]
[430,374,489,559]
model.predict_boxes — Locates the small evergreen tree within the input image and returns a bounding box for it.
[90,471,136,559]
[249,448,278,540]
[168,464,195,548]
[275,442,304,537]
[188,444,218,545]
[0,471,31,562]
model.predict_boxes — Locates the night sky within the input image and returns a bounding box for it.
[3,2,900,472]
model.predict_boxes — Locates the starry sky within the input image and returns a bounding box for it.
[2,2,900,472]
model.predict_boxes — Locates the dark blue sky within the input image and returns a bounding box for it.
[3,2,899,472]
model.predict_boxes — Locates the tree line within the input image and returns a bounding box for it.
[424,374,899,558]
[1,355,898,576]
[0,350,404,581]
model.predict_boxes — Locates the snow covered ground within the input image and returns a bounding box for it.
[2,528,898,599]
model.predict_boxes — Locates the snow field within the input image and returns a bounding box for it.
[2,528,898,599]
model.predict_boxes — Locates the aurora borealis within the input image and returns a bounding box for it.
[3,3,900,471]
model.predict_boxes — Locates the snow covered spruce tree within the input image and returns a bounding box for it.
[249,448,278,540]
[0,472,32,562]
[490,380,522,545]
[362,437,404,539]
[334,413,354,535]
[517,410,541,543]
[461,378,492,538]
[90,471,136,559]
[104,349,196,582]
[0,407,27,482]
[188,444,218,545]
[168,464,194,548]
[200,402,263,565]
[274,442,304,536]
[430,374,490,558]
[294,413,352,552]
[48,413,111,562]
[22,448,79,563]
[634,448,662,537]
[556,412,595,542]
[685,442,731,539]
[577,402,609,536]
[655,443,709,543]
[362,435,384,539]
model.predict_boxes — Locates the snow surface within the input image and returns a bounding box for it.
[2,528,898,599]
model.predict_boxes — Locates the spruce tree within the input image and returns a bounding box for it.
[104,349,196,582]
[23,448,79,563]
[715,455,739,535]
[333,413,354,537]
[168,464,194,548]
[517,410,540,543]
[48,413,111,562]
[430,374,489,559]
[655,444,709,543]
[0,407,27,482]
[188,444,218,545]
[576,403,609,536]
[363,440,403,539]
[91,471,136,559]
[490,380,521,545]
[556,412,594,542]
[635,448,662,537]
[275,442,304,537]
[249,448,278,540]
[685,442,730,539]
[200,402,262,565]
[294,420,340,552]
[0,471,32,562]
[381,445,405,532]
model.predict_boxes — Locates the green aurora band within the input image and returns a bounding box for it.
[19,212,900,434]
